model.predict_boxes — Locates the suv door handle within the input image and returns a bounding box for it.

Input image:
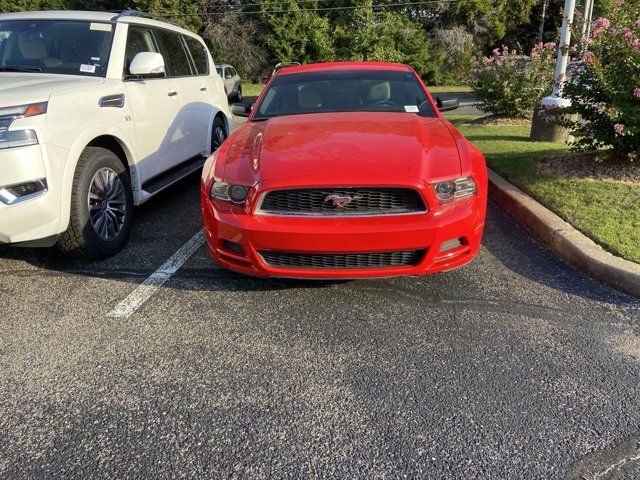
[200,86,207,92]
[167,91,178,97]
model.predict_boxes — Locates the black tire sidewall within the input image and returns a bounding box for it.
[212,117,227,153]
[73,148,134,256]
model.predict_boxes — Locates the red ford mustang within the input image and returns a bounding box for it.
[200,62,487,278]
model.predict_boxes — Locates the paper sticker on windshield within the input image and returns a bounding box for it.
[90,23,112,32]
[80,64,96,73]
[404,105,419,113]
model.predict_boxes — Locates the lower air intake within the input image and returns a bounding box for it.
[259,250,425,269]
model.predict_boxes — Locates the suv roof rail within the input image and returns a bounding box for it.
[111,9,182,27]
[272,62,301,76]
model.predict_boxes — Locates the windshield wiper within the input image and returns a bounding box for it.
[0,66,42,72]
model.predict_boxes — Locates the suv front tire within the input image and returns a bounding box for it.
[58,147,134,260]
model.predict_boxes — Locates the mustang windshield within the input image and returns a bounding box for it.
[0,20,113,77]
[254,69,435,120]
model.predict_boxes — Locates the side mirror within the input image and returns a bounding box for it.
[129,52,165,78]
[436,96,459,112]
[232,103,252,118]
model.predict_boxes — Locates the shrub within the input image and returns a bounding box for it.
[472,43,557,117]
[557,0,640,161]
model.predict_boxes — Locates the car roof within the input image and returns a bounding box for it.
[276,61,412,76]
[0,10,195,37]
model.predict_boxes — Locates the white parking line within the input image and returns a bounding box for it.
[107,229,205,319]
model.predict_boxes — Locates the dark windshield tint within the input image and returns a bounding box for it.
[155,29,192,77]
[0,20,113,76]
[183,35,208,75]
[255,69,434,120]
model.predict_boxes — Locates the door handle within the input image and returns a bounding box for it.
[167,91,178,97]
[200,86,207,92]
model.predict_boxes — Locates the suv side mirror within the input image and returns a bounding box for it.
[129,52,165,78]
[435,96,459,112]
[232,103,253,117]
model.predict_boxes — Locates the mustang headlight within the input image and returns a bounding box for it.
[433,177,477,203]
[210,181,249,204]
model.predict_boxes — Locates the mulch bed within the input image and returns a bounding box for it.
[538,151,640,184]
[467,115,532,126]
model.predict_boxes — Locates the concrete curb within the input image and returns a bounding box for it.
[488,169,640,298]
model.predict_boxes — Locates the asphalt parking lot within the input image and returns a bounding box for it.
[1,114,639,479]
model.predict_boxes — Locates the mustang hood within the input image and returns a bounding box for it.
[0,73,104,106]
[221,112,461,185]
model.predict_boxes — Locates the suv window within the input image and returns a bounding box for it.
[0,20,113,77]
[155,29,191,77]
[124,26,159,75]
[183,35,208,75]
[227,67,236,78]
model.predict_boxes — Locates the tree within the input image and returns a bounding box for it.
[260,0,334,64]
[201,0,268,81]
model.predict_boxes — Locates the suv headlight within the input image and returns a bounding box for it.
[0,102,47,150]
[210,181,249,204]
[433,177,477,203]
[0,129,38,150]
[0,102,48,118]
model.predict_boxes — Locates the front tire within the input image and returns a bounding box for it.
[211,117,227,153]
[57,147,134,260]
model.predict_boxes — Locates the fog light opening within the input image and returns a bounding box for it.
[222,240,245,255]
[0,178,47,205]
[439,237,464,253]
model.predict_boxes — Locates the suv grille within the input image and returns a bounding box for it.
[259,250,425,269]
[258,188,426,216]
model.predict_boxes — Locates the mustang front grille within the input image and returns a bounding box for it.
[258,188,427,216]
[259,250,426,269]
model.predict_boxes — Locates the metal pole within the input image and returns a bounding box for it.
[581,0,593,39]
[551,0,576,97]
[585,0,595,39]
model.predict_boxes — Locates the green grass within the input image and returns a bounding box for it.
[242,84,472,98]
[243,83,266,97]
[448,115,640,264]
[427,85,472,94]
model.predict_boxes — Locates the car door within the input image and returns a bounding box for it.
[154,28,209,161]
[227,67,240,95]
[224,67,235,95]
[122,25,182,184]
[182,34,216,156]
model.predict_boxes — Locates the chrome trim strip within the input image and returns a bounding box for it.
[254,188,429,217]
[99,94,125,108]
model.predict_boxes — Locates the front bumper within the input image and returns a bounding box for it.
[0,143,62,244]
[201,187,486,279]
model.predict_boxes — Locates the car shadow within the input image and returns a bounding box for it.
[4,176,634,306]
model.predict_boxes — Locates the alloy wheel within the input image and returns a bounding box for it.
[213,126,226,152]
[87,167,127,241]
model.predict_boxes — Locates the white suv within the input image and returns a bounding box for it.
[0,10,231,259]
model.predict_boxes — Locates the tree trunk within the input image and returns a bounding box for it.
[538,0,549,43]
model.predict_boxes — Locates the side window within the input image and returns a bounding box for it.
[155,29,192,77]
[124,26,159,75]
[183,35,209,75]
[227,67,236,78]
